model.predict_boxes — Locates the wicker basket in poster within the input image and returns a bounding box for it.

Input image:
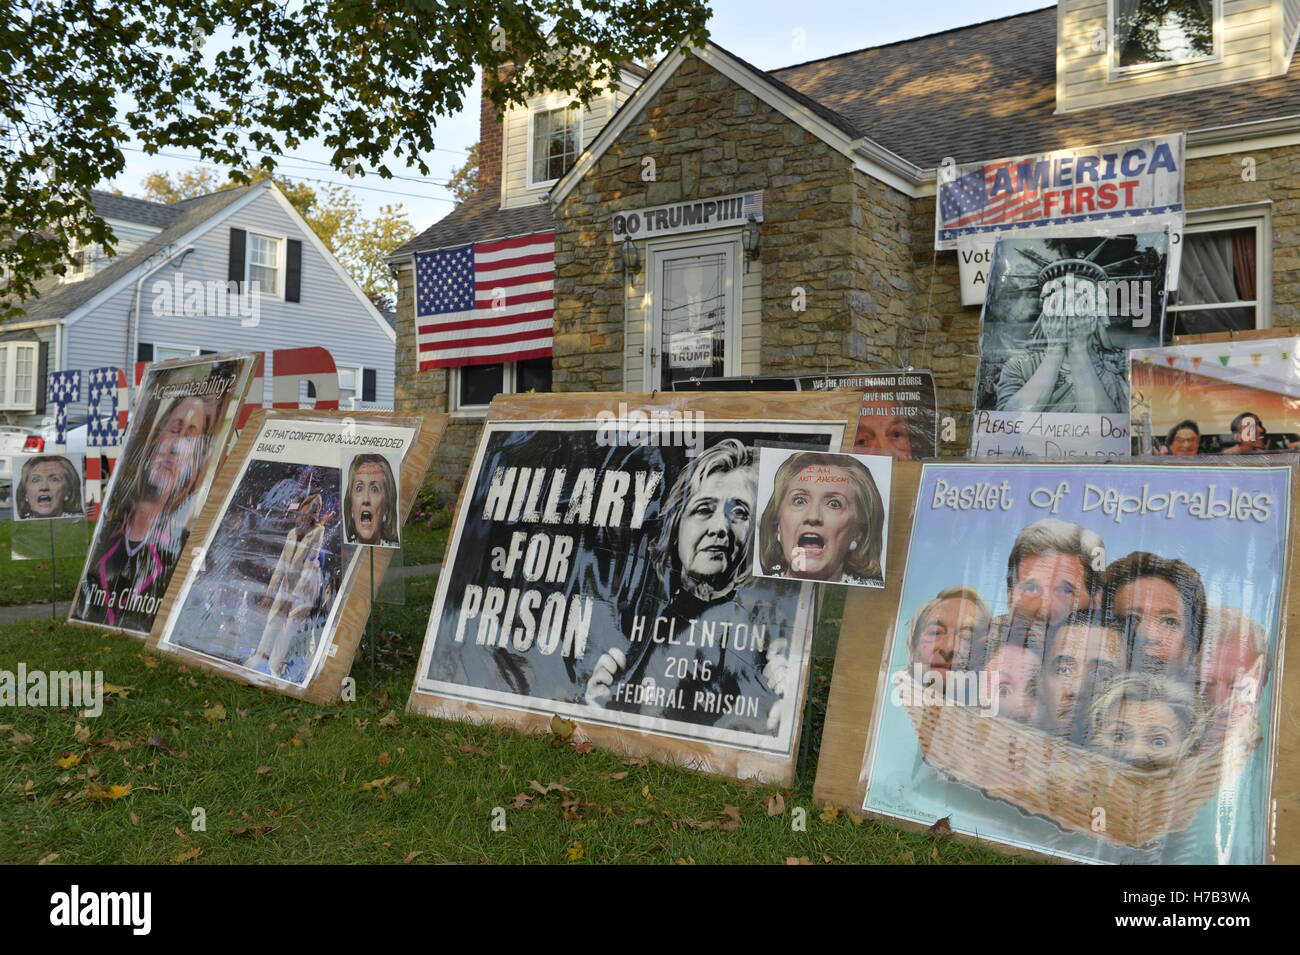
[896,670,1259,846]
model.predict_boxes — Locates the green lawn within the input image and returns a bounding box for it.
[0,575,1016,865]
[0,520,448,609]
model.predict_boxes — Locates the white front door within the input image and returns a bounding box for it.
[646,241,739,391]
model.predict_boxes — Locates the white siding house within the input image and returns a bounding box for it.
[2,181,395,427]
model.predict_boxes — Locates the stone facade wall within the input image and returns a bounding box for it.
[905,142,1300,453]
[554,54,869,385]
[397,54,1300,491]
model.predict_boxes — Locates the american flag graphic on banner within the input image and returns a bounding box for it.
[47,370,81,445]
[935,134,1185,250]
[414,232,555,370]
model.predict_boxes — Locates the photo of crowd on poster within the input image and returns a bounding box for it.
[341,452,401,548]
[71,354,257,636]
[12,454,84,521]
[414,418,847,755]
[1131,338,1300,456]
[970,232,1169,459]
[752,448,891,588]
[864,462,1289,864]
[157,417,417,688]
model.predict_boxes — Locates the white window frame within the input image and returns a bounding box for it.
[245,230,286,299]
[525,98,583,190]
[1168,203,1271,334]
[337,364,363,410]
[644,234,742,391]
[1109,0,1222,77]
[0,341,39,411]
[152,342,202,363]
[450,360,552,414]
[63,242,102,283]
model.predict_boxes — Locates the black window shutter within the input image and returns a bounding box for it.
[362,368,376,402]
[285,239,302,302]
[137,342,154,362]
[228,228,246,290]
[35,342,49,415]
[200,349,218,355]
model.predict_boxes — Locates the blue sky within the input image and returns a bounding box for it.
[106,1,1050,231]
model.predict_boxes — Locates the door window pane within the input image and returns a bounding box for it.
[660,252,727,391]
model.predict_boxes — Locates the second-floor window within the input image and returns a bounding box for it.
[530,105,580,186]
[247,232,282,295]
[1113,0,1217,71]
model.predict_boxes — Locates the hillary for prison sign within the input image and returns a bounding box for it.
[934,134,1183,251]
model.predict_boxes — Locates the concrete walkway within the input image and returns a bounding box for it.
[0,563,440,626]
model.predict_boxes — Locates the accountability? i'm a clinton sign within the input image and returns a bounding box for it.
[934,134,1183,250]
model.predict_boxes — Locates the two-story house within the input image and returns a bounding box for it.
[2,180,397,430]
[393,1,1300,493]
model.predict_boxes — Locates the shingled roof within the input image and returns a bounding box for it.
[392,189,554,257]
[91,190,182,229]
[17,184,257,324]
[773,5,1300,169]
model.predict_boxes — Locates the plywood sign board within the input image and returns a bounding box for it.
[815,459,1300,865]
[147,409,446,704]
[407,391,864,786]
[70,352,260,637]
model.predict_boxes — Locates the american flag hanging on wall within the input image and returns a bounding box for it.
[414,232,555,370]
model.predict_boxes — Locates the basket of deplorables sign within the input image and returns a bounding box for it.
[407,391,864,784]
[817,459,1295,864]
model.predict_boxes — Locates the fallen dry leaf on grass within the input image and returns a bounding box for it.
[785,856,814,865]
[929,816,952,835]
[231,825,275,837]
[606,771,629,781]
[378,710,400,727]
[102,684,134,698]
[37,853,59,865]
[764,792,786,817]
[819,803,839,823]
[565,843,584,862]
[84,782,132,800]
[10,731,34,745]
[529,780,572,796]
[73,723,90,743]
[549,714,575,741]
[375,752,391,767]
[55,753,82,768]
[174,847,202,863]
[255,766,273,776]
[509,793,534,809]
[404,850,424,864]
[202,702,227,724]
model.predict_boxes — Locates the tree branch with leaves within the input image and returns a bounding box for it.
[1,0,709,319]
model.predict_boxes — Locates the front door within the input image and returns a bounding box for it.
[648,242,737,391]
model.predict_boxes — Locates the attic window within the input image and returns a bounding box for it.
[1112,0,1218,70]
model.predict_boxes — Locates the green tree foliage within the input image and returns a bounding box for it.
[447,143,480,204]
[141,166,415,309]
[1,0,710,319]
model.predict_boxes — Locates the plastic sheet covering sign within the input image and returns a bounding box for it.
[151,411,430,703]
[408,392,860,784]
[69,353,259,637]
[969,232,1169,460]
[1131,337,1300,457]
[860,461,1291,864]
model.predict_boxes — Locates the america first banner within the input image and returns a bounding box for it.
[934,134,1184,251]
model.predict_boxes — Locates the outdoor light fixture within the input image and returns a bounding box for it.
[621,237,640,275]
[742,219,761,269]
